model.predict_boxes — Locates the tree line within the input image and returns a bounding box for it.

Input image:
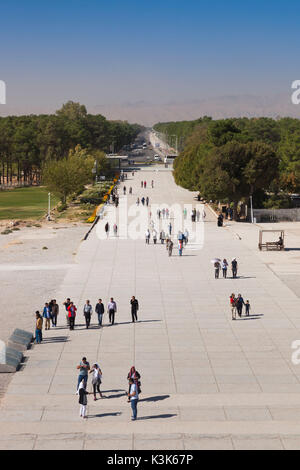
[0,101,142,185]
[154,117,300,215]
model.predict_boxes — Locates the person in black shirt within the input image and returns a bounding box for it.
[130,296,139,323]
[95,299,105,327]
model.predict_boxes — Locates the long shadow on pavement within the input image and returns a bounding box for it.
[138,414,177,420]
[88,412,122,419]
[236,314,264,321]
[139,395,170,403]
[101,390,127,399]
[41,336,69,343]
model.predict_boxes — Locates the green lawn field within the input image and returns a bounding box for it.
[0,187,59,220]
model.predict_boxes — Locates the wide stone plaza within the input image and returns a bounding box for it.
[1,166,300,450]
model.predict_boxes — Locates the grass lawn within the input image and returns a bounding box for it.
[0,187,59,220]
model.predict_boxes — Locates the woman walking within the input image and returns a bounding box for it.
[127,366,141,401]
[78,379,89,419]
[90,363,103,400]
[214,260,221,279]
[230,294,237,320]
[222,259,228,278]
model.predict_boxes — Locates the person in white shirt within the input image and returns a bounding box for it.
[107,298,117,325]
[152,229,157,244]
[83,300,92,329]
[128,378,139,421]
[145,229,150,244]
[184,229,189,245]
[89,363,103,400]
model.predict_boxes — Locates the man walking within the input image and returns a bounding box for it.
[63,298,71,326]
[76,357,90,390]
[95,299,104,327]
[43,303,51,330]
[51,299,59,327]
[236,294,245,318]
[130,296,139,323]
[231,258,238,278]
[108,297,117,325]
[83,300,93,329]
[128,377,139,421]
[35,311,43,344]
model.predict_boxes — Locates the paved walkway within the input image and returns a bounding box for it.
[1,167,300,450]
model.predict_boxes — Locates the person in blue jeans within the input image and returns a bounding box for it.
[35,312,43,344]
[76,357,90,390]
[128,378,139,421]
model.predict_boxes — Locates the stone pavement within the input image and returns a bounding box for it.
[1,167,300,450]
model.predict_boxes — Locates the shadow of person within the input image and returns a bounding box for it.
[101,389,127,399]
[137,413,177,420]
[88,412,122,419]
[139,395,170,402]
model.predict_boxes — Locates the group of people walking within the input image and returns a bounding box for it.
[213,258,238,279]
[183,207,206,222]
[77,359,141,421]
[35,296,140,340]
[230,293,251,320]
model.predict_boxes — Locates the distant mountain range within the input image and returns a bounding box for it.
[1,93,300,126]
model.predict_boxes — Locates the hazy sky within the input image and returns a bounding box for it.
[1,0,300,120]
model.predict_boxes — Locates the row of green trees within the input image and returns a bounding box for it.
[0,101,141,185]
[154,117,300,214]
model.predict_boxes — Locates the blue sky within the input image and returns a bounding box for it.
[1,0,300,118]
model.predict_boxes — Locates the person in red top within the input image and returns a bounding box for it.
[67,302,77,330]
[230,294,237,321]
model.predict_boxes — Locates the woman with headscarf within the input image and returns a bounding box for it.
[127,366,141,402]
[89,363,103,400]
[78,378,89,418]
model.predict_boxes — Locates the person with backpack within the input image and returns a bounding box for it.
[236,294,245,317]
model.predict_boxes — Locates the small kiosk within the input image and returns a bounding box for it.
[258,230,285,251]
